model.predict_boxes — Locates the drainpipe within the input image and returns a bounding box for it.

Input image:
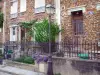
[2,1,6,43]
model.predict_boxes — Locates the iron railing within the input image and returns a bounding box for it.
[3,40,100,60]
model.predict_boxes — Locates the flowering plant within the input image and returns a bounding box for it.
[32,53,48,64]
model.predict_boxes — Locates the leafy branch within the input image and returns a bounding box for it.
[0,12,3,28]
[20,19,61,42]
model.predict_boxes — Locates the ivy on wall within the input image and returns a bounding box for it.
[20,19,61,42]
[0,12,3,28]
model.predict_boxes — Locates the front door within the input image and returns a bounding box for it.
[10,26,17,41]
[21,28,25,41]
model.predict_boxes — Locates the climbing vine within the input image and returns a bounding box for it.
[20,19,61,42]
[0,12,3,28]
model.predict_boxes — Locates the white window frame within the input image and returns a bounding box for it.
[35,0,45,13]
[20,0,27,12]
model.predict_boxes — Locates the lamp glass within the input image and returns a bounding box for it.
[46,4,55,14]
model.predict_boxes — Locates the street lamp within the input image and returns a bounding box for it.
[46,4,55,75]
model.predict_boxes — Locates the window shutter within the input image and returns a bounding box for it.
[20,0,26,12]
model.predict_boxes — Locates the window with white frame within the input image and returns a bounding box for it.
[12,27,15,35]
[20,0,27,12]
[96,3,100,10]
[35,0,45,13]
[10,0,18,18]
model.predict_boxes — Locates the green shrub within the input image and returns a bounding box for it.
[0,49,3,58]
[55,73,61,75]
[15,56,25,62]
[0,50,2,55]
[15,56,34,64]
[23,56,34,64]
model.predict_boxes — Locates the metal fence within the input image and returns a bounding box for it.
[3,40,100,60]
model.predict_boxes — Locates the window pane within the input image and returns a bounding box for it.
[12,27,15,35]
[71,10,83,35]
[10,1,18,14]
[73,20,83,35]
[35,0,45,13]
[20,0,26,12]
[35,0,45,8]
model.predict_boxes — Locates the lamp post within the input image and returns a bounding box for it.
[46,4,55,75]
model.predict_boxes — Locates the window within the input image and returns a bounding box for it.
[35,0,45,13]
[10,26,17,41]
[10,0,18,18]
[71,10,83,35]
[20,0,26,12]
[12,27,15,35]
[96,3,100,10]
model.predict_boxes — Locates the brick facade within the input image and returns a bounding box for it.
[3,0,100,43]
[3,0,55,42]
[61,0,100,43]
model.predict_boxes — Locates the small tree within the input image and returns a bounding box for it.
[20,19,61,42]
[34,19,60,42]
[0,12,3,28]
[20,19,61,53]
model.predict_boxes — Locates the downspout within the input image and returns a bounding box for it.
[55,0,61,42]
[2,1,6,43]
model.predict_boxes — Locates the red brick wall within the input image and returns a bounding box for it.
[4,0,55,42]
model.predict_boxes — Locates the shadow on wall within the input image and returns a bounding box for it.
[71,60,100,74]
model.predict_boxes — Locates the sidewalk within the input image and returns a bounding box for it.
[0,65,45,75]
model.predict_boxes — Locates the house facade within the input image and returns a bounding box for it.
[61,0,100,43]
[2,0,100,43]
[3,0,58,42]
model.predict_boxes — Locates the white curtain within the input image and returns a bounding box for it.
[35,0,45,8]
[20,0,27,12]
[10,1,18,14]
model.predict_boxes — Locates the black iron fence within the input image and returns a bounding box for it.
[3,40,100,60]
